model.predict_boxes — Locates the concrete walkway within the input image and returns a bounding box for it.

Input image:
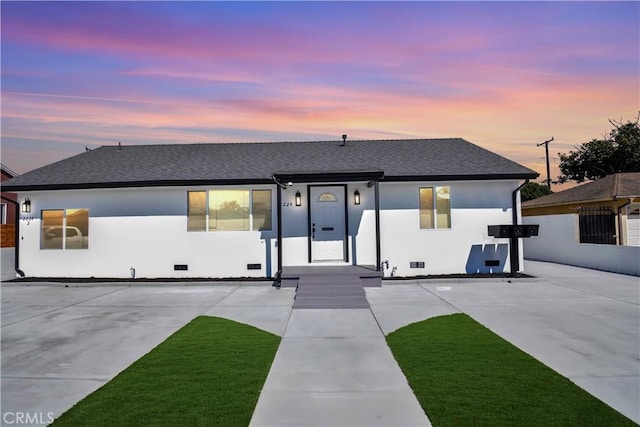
[249,309,431,426]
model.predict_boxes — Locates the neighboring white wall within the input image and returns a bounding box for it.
[523,214,640,276]
[1,248,15,281]
[378,180,518,276]
[19,186,277,278]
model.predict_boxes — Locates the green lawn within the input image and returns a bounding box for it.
[52,316,280,426]
[386,313,637,427]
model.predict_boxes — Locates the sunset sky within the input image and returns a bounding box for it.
[1,1,638,187]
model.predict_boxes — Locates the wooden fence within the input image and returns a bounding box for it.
[1,224,16,248]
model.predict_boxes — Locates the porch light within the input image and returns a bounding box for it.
[295,191,302,206]
[21,198,31,214]
[354,189,361,205]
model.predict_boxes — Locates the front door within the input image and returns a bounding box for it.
[310,186,347,262]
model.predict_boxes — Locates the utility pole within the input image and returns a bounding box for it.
[537,137,554,188]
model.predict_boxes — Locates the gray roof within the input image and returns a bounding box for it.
[522,173,640,208]
[2,138,538,191]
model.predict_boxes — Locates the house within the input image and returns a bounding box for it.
[2,138,538,279]
[522,173,640,276]
[522,173,640,246]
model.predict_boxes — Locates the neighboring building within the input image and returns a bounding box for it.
[1,164,18,228]
[2,138,537,279]
[522,173,640,246]
[1,164,19,280]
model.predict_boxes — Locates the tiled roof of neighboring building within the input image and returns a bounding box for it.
[1,163,18,179]
[2,138,538,191]
[522,173,640,208]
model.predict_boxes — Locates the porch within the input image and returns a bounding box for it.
[280,265,382,309]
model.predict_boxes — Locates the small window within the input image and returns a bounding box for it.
[419,188,434,229]
[209,190,249,231]
[317,192,337,202]
[252,190,272,231]
[420,187,451,229]
[0,203,6,224]
[41,209,89,249]
[436,187,451,228]
[187,191,207,231]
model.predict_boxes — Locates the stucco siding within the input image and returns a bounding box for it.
[17,179,525,278]
[378,181,518,276]
[19,186,277,278]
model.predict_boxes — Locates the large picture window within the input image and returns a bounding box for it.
[187,189,273,232]
[419,187,451,229]
[41,209,89,249]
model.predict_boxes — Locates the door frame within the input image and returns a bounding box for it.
[307,184,349,263]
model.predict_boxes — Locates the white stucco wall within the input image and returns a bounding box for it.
[523,214,640,276]
[378,181,518,276]
[18,186,277,278]
[17,179,524,278]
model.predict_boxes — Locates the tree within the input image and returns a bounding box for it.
[521,182,553,201]
[558,115,640,183]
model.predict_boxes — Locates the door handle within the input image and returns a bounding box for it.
[312,227,315,239]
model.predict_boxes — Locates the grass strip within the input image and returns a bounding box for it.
[386,313,637,426]
[52,316,280,426]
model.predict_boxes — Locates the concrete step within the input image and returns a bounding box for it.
[297,281,363,287]
[279,278,299,288]
[296,286,365,297]
[293,296,371,309]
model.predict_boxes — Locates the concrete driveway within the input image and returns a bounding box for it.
[1,261,638,425]
[1,283,295,426]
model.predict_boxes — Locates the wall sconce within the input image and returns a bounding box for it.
[354,189,361,205]
[295,191,302,206]
[21,198,31,213]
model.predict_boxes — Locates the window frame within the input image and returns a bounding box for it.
[41,208,89,250]
[419,186,451,230]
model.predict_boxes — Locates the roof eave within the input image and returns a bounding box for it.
[4,172,539,192]
[273,170,385,183]
[2,178,275,192]
[522,196,640,209]
[383,172,539,182]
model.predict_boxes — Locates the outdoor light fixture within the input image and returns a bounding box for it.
[354,189,361,205]
[295,191,302,206]
[21,198,31,214]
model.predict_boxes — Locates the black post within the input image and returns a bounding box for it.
[510,180,529,278]
[276,184,282,282]
[374,180,381,271]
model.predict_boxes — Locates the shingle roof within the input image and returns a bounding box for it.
[522,173,640,208]
[1,138,538,191]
